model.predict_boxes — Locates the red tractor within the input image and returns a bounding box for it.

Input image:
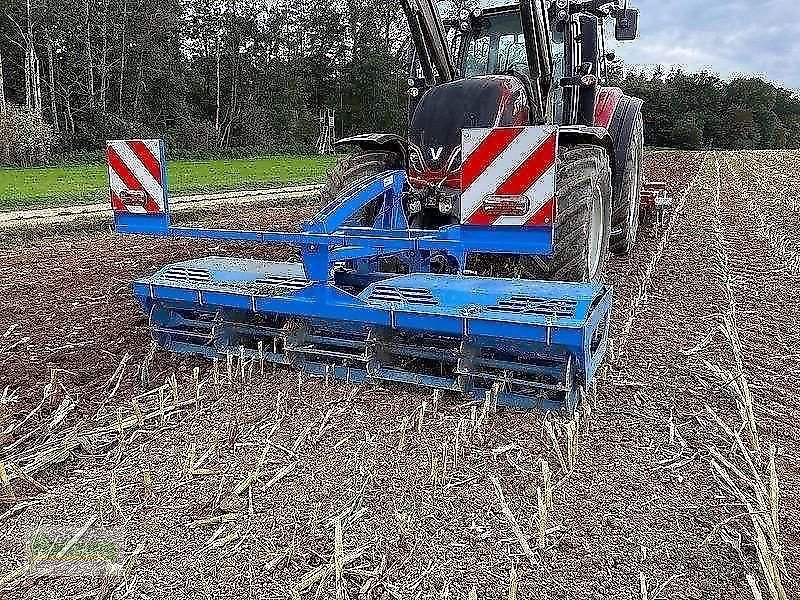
[326,0,668,283]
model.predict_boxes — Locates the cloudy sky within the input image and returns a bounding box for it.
[611,0,800,88]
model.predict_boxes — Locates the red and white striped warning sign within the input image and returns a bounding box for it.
[107,139,167,214]
[460,126,557,226]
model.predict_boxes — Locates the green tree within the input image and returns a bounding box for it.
[5,0,800,163]
[671,115,703,149]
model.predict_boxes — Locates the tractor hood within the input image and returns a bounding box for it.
[408,75,530,188]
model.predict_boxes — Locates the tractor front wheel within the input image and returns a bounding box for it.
[320,150,404,225]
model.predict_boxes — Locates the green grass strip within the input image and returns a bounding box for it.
[0,155,337,211]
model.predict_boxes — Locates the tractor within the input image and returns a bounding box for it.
[330,0,647,284]
[105,0,658,412]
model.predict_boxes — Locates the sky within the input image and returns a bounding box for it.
[610,0,800,88]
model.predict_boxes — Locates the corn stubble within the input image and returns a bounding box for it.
[2,150,798,598]
[693,154,788,600]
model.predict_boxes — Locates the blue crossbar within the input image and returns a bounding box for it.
[114,170,555,279]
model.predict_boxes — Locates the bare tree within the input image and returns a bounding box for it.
[26,0,34,109]
[0,49,6,116]
[27,0,42,114]
[118,0,128,115]
[7,0,43,114]
[6,11,33,110]
[215,31,221,131]
[62,82,76,134]
[100,0,109,111]
[47,34,59,132]
[133,47,143,113]
[85,0,95,107]
[33,49,42,113]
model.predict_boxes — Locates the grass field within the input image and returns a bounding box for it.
[0,155,338,210]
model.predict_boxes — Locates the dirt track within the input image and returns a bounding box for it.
[0,185,324,229]
[1,151,797,599]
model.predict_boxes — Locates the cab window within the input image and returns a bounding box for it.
[462,12,525,77]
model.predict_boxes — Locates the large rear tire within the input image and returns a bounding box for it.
[517,144,612,283]
[610,112,644,255]
[320,150,404,225]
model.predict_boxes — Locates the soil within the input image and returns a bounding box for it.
[0,151,796,600]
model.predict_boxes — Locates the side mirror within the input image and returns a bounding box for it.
[615,8,639,41]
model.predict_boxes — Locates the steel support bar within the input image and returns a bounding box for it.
[114,169,555,278]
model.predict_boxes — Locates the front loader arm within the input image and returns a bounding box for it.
[519,0,555,124]
[399,0,455,86]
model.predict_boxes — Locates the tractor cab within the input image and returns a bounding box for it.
[404,1,554,227]
[403,0,639,229]
[455,10,544,76]
[405,0,638,126]
[452,5,565,112]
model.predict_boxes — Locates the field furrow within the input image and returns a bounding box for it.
[715,153,800,593]
[1,151,795,600]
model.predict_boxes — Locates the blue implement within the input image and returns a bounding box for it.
[134,258,610,411]
[108,132,612,412]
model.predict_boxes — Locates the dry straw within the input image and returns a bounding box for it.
[1,371,207,490]
[507,565,518,600]
[489,475,537,566]
[699,154,787,600]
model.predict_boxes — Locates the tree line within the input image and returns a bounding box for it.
[612,65,800,150]
[2,0,800,166]
[0,0,411,165]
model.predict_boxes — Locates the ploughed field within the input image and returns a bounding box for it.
[0,151,797,599]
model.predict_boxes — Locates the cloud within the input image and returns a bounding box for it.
[611,0,800,88]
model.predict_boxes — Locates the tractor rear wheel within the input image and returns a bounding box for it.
[518,143,612,283]
[610,112,644,255]
[320,150,404,225]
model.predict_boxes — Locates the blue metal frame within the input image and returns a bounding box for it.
[114,164,613,412]
[114,170,554,279]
